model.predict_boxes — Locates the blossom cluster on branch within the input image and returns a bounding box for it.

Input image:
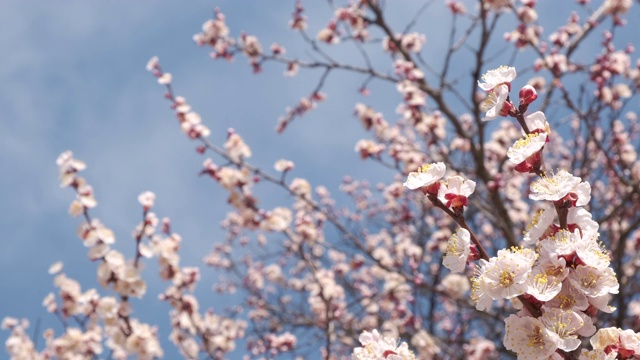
[356,65,639,359]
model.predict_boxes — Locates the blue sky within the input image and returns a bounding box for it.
[1,0,638,358]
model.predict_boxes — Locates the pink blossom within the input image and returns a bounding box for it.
[352,329,416,360]
[138,191,156,210]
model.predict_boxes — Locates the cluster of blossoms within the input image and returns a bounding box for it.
[504,0,541,48]
[352,66,637,359]
[276,91,327,133]
[382,32,427,55]
[317,2,370,44]
[191,6,272,73]
[353,102,434,171]
[147,57,211,140]
[192,7,234,61]
[477,66,552,174]
[403,162,476,217]
[4,150,251,359]
[191,5,337,132]
[352,330,416,360]
[3,153,164,359]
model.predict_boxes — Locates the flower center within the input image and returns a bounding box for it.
[526,326,545,348]
[499,270,515,288]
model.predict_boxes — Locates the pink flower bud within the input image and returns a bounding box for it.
[138,191,156,211]
[519,85,538,105]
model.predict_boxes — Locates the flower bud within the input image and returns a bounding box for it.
[519,85,538,105]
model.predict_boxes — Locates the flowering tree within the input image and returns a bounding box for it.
[4,0,640,359]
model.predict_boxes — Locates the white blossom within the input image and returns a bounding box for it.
[481,84,510,121]
[472,248,536,310]
[569,265,619,298]
[523,111,550,134]
[575,237,610,270]
[507,133,547,164]
[351,329,416,360]
[478,66,517,91]
[578,349,617,360]
[540,308,585,351]
[403,162,446,190]
[504,314,560,359]
[529,170,582,202]
[539,229,581,258]
[568,208,599,239]
[546,282,590,312]
[525,263,564,302]
[438,175,476,209]
[443,228,471,273]
[523,206,555,245]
